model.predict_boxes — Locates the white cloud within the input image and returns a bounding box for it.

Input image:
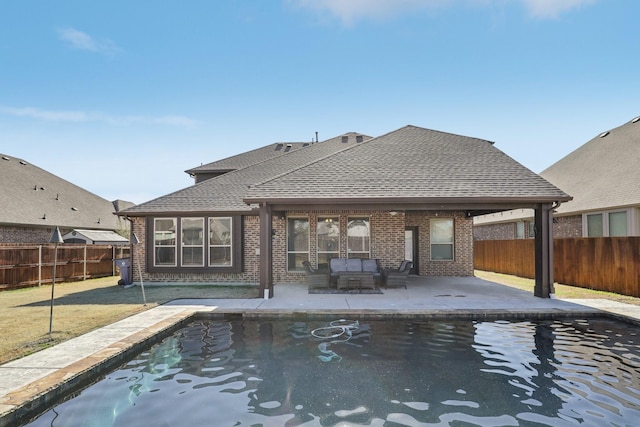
[57,27,121,55]
[521,0,596,19]
[291,0,451,25]
[291,0,597,23]
[0,106,198,128]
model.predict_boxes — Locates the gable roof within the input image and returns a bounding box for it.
[62,229,129,244]
[245,125,569,207]
[0,153,127,230]
[541,115,640,215]
[122,126,568,216]
[121,132,373,215]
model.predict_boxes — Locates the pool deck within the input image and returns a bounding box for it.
[2,276,640,426]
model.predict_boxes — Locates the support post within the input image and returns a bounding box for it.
[534,203,554,298]
[259,204,273,298]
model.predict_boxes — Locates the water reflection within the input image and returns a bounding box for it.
[24,318,640,427]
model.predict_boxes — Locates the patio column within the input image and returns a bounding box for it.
[259,203,273,298]
[534,203,554,298]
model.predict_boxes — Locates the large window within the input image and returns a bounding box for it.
[430,218,454,261]
[209,217,232,266]
[317,217,339,266]
[154,218,177,266]
[585,210,628,237]
[287,217,309,271]
[347,217,370,259]
[181,218,204,266]
[150,216,239,271]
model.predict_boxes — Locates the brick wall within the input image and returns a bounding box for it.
[473,222,515,241]
[474,215,583,240]
[130,216,261,285]
[554,215,582,238]
[0,225,64,244]
[132,209,475,285]
[406,211,474,276]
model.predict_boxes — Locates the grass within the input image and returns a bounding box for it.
[3,272,639,365]
[475,270,640,306]
[0,276,259,364]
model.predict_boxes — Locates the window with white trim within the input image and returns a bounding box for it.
[584,210,629,237]
[209,217,232,266]
[287,217,309,271]
[150,216,239,271]
[430,218,454,260]
[317,217,339,266]
[181,218,204,266]
[154,218,177,266]
[347,217,370,259]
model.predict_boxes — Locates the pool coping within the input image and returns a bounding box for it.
[2,301,640,427]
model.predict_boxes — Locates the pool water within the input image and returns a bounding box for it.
[24,318,640,426]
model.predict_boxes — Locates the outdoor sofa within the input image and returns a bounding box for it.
[329,258,381,289]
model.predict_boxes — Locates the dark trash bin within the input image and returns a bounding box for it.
[115,258,131,285]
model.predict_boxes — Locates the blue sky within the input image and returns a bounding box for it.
[1,0,638,205]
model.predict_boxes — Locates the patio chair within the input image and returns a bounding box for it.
[302,261,330,289]
[383,260,413,289]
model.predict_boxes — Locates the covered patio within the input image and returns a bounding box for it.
[168,275,602,317]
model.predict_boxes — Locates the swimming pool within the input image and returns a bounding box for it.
[23,318,640,426]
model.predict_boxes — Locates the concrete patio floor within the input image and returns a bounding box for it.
[2,276,640,426]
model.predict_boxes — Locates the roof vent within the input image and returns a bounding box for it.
[275,143,283,151]
[599,131,609,138]
[71,207,78,211]
[356,135,364,143]
[2,156,9,161]
[303,142,310,147]
[341,136,348,143]
[284,144,292,152]
[632,116,640,123]
[19,160,27,165]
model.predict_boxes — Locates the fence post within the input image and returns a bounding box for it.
[112,245,116,277]
[83,245,87,280]
[38,245,42,286]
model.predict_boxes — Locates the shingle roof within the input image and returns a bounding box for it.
[185,142,309,175]
[0,153,127,230]
[541,116,640,214]
[122,126,568,216]
[245,126,569,204]
[122,133,373,214]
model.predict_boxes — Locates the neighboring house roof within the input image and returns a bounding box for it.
[474,115,640,225]
[0,153,131,230]
[185,142,309,177]
[542,115,640,215]
[122,126,568,216]
[62,229,129,244]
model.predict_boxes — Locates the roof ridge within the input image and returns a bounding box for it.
[185,141,308,173]
[248,132,371,188]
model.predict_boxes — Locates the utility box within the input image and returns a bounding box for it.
[115,258,131,285]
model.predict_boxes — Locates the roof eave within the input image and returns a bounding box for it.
[243,195,572,210]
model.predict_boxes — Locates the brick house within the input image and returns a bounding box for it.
[119,125,570,297]
[0,153,133,243]
[474,115,640,240]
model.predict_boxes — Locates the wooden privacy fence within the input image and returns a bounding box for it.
[474,237,640,297]
[0,244,130,291]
